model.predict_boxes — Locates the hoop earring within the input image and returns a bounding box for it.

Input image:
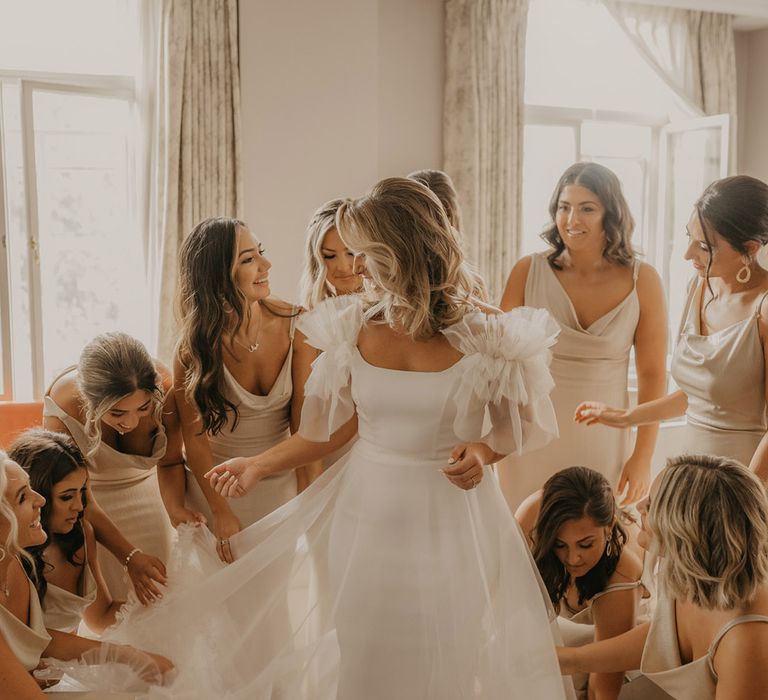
[737,260,752,284]
[605,538,616,558]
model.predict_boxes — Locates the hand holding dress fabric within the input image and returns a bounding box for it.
[126,552,167,606]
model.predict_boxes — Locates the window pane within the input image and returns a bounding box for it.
[31,89,150,386]
[581,122,651,160]
[0,0,137,76]
[525,0,679,116]
[1,82,34,400]
[521,125,577,256]
[663,126,725,338]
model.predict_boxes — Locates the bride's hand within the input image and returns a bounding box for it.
[442,443,488,491]
[205,457,262,498]
[574,401,631,428]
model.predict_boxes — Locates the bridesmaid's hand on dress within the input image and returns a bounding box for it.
[127,552,168,606]
[616,453,650,505]
[211,507,243,564]
[442,443,488,490]
[205,457,262,498]
[574,402,631,428]
[167,506,207,529]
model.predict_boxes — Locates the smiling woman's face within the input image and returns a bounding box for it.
[1,460,47,548]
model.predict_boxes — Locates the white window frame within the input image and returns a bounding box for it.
[524,104,667,265]
[0,69,135,400]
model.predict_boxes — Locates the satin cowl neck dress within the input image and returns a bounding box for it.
[671,278,768,467]
[500,252,640,509]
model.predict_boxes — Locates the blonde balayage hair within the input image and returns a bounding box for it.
[336,177,476,340]
[77,332,164,456]
[299,199,345,310]
[0,452,38,580]
[649,454,768,610]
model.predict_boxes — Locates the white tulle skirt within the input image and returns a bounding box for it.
[106,442,567,699]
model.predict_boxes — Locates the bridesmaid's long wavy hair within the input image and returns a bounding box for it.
[9,429,89,603]
[694,176,768,306]
[299,199,346,310]
[531,466,628,611]
[335,177,478,340]
[77,333,164,456]
[176,217,293,435]
[542,162,636,270]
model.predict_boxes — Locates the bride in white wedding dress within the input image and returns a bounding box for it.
[110,177,568,699]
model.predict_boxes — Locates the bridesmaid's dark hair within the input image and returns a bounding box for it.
[531,466,628,611]
[176,216,295,435]
[694,176,768,304]
[9,429,89,603]
[542,162,636,270]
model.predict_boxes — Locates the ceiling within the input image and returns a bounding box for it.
[612,0,768,30]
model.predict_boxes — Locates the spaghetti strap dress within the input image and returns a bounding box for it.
[185,311,300,527]
[671,279,768,466]
[499,253,640,509]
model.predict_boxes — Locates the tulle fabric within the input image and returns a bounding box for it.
[441,307,560,455]
[33,642,169,693]
[105,298,567,698]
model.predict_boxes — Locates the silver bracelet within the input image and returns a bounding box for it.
[123,547,142,572]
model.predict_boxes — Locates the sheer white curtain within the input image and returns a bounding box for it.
[444,0,529,302]
[139,0,242,362]
[604,2,736,146]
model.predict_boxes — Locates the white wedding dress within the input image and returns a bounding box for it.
[107,296,568,699]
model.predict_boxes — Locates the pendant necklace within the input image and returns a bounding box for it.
[233,310,264,353]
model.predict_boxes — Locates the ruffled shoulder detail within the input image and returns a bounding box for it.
[441,307,560,455]
[296,295,364,441]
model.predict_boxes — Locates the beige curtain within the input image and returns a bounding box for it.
[444,0,529,302]
[142,0,242,362]
[605,2,736,159]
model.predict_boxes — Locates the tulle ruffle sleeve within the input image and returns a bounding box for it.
[296,295,364,441]
[442,307,560,455]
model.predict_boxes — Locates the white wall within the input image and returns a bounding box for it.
[238,0,444,302]
[737,28,768,184]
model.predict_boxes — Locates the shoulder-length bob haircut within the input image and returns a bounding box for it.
[532,466,627,610]
[335,177,477,340]
[299,198,345,310]
[649,454,768,610]
[542,162,636,270]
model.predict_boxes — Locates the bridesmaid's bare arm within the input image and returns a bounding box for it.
[499,256,533,311]
[748,305,768,483]
[618,263,668,503]
[155,364,206,527]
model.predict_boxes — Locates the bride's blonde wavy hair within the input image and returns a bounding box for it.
[335,178,477,340]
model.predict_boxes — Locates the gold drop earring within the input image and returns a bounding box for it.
[737,256,753,284]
